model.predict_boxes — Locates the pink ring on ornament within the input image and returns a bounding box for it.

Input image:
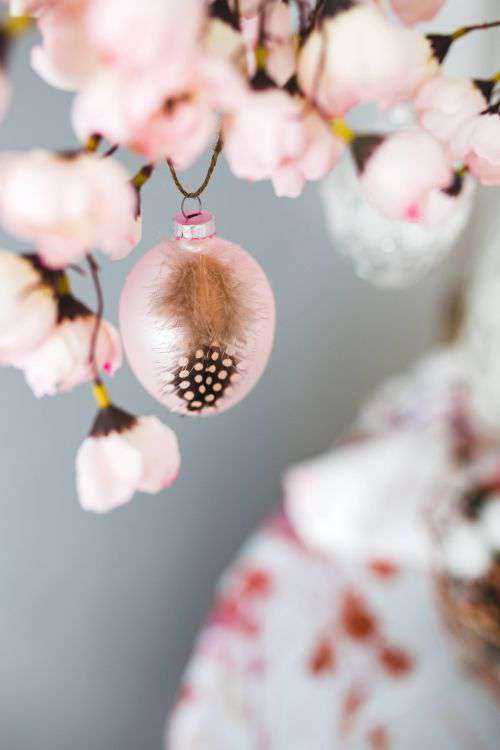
[173,211,216,241]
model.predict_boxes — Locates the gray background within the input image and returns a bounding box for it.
[0,4,498,749]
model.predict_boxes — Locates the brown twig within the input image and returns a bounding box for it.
[452,19,500,39]
[234,0,240,29]
[309,0,326,30]
[86,253,104,383]
[103,144,119,158]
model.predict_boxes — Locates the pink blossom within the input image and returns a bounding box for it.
[223,89,301,180]
[73,56,244,165]
[0,251,57,363]
[272,107,345,198]
[450,113,500,186]
[223,89,342,195]
[298,2,438,116]
[390,0,446,25]
[84,0,203,75]
[31,1,101,91]
[0,150,139,267]
[359,128,454,226]
[13,299,121,396]
[72,68,216,167]
[76,408,180,513]
[415,76,489,148]
[26,0,204,91]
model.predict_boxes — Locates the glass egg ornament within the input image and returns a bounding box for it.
[119,210,275,416]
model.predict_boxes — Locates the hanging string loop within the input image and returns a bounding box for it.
[166,134,223,215]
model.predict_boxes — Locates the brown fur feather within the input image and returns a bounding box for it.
[153,252,251,351]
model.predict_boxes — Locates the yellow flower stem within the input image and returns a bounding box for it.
[4,14,33,37]
[452,20,500,40]
[92,381,111,410]
[255,45,267,71]
[54,272,71,297]
[331,118,355,144]
[84,133,102,153]
[132,163,154,189]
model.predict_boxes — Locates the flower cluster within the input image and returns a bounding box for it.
[0,249,180,513]
[0,0,499,514]
[0,1,497,217]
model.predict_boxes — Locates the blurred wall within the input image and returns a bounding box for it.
[0,3,498,749]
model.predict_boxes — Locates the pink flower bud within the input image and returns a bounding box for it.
[450,113,500,187]
[12,296,122,396]
[415,76,489,148]
[0,250,57,363]
[85,0,203,75]
[223,89,344,196]
[0,150,139,267]
[76,405,180,513]
[30,1,101,91]
[357,128,456,227]
[298,2,438,116]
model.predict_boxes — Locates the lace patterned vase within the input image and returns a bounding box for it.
[320,151,476,288]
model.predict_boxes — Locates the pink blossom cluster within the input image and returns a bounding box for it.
[0,251,120,390]
[0,149,140,268]
[0,0,499,515]
[0,250,181,512]
[0,0,497,218]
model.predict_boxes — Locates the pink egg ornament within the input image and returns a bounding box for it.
[119,211,275,416]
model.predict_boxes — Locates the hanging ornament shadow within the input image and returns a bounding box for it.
[120,210,275,416]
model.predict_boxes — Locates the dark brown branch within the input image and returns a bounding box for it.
[453,19,500,39]
[86,253,104,383]
[103,144,119,158]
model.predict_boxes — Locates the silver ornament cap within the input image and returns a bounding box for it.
[173,210,216,241]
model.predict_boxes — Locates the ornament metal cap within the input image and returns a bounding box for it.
[173,210,216,240]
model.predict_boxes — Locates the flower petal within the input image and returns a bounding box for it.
[126,416,181,493]
[0,251,57,361]
[76,433,143,513]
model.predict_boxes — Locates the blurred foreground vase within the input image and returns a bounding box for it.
[320,151,476,288]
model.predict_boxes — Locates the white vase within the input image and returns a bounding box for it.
[320,147,476,288]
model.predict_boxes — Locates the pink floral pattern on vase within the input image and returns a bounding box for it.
[167,348,499,749]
